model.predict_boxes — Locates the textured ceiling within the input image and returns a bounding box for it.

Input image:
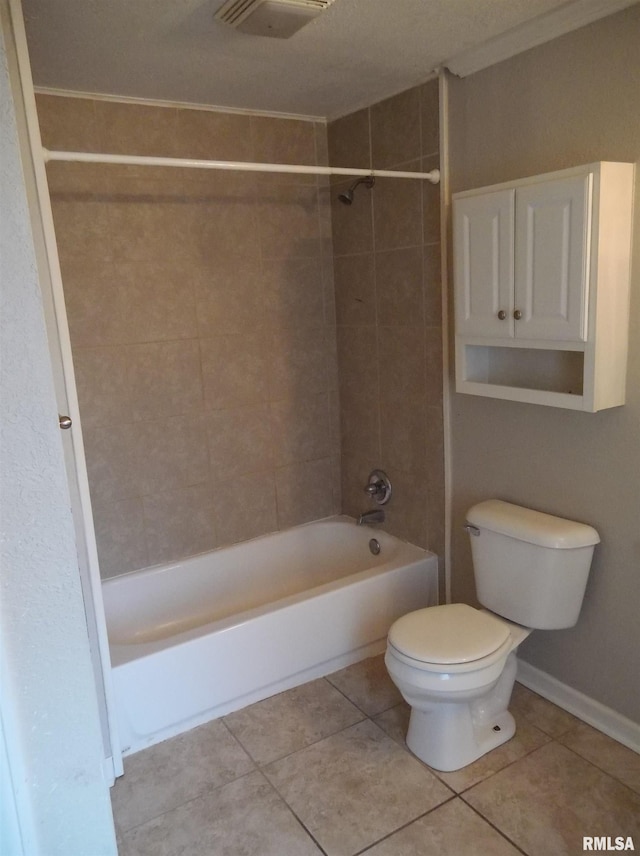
[22,0,637,119]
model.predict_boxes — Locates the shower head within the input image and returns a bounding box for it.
[338,175,375,205]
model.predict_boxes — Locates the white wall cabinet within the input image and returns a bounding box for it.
[453,162,634,411]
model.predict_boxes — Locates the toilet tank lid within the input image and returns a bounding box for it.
[466,500,600,549]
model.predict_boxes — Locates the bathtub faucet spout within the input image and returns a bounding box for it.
[358,509,385,526]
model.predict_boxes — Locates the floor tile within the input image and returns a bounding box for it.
[118,770,323,856]
[326,654,402,715]
[510,682,580,737]
[464,741,640,856]
[264,718,452,856]
[223,677,365,765]
[111,719,254,832]
[559,721,640,795]
[361,797,522,855]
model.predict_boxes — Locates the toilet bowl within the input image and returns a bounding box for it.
[385,500,600,772]
[385,603,531,771]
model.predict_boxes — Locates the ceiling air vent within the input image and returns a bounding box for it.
[215,0,335,39]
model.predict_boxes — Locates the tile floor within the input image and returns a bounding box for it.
[112,655,640,856]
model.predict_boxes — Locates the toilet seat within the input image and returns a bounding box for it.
[388,604,513,674]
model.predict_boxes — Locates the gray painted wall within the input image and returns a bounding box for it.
[0,5,117,852]
[447,5,640,723]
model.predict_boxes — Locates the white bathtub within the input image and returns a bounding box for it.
[103,516,438,755]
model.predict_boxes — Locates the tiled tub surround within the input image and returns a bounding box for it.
[103,517,437,754]
[328,79,445,585]
[38,94,339,578]
[112,655,640,856]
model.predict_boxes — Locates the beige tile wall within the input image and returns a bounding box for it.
[328,80,445,575]
[38,95,339,577]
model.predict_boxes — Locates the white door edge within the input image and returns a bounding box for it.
[8,0,123,779]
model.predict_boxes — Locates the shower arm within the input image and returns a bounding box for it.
[42,148,441,184]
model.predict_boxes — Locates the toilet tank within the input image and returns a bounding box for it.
[466,500,600,630]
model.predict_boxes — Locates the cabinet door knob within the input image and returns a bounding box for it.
[513,309,522,320]
[497,310,507,320]
[59,415,72,430]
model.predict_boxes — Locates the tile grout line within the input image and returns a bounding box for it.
[258,764,331,856]
[221,679,367,768]
[350,794,459,856]
[117,763,330,855]
[323,675,402,721]
[323,674,374,717]
[114,717,258,838]
[557,738,640,798]
[234,716,368,771]
[457,798,530,856]
[114,765,260,839]
[442,732,556,797]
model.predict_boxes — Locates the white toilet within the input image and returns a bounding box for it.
[385,499,600,772]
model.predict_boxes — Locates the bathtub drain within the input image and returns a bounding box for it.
[369,538,381,556]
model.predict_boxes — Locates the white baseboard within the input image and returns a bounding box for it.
[516,659,640,753]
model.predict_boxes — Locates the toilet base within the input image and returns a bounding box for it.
[402,651,519,772]
[406,706,515,771]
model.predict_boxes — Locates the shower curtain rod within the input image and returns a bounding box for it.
[42,148,441,184]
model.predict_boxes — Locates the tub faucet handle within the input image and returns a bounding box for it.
[364,469,392,505]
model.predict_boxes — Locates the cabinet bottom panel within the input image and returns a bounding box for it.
[462,345,585,396]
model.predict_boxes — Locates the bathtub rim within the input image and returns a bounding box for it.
[103,514,416,588]
[106,516,433,665]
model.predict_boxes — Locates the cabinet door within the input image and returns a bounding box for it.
[453,189,515,338]
[514,174,591,342]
